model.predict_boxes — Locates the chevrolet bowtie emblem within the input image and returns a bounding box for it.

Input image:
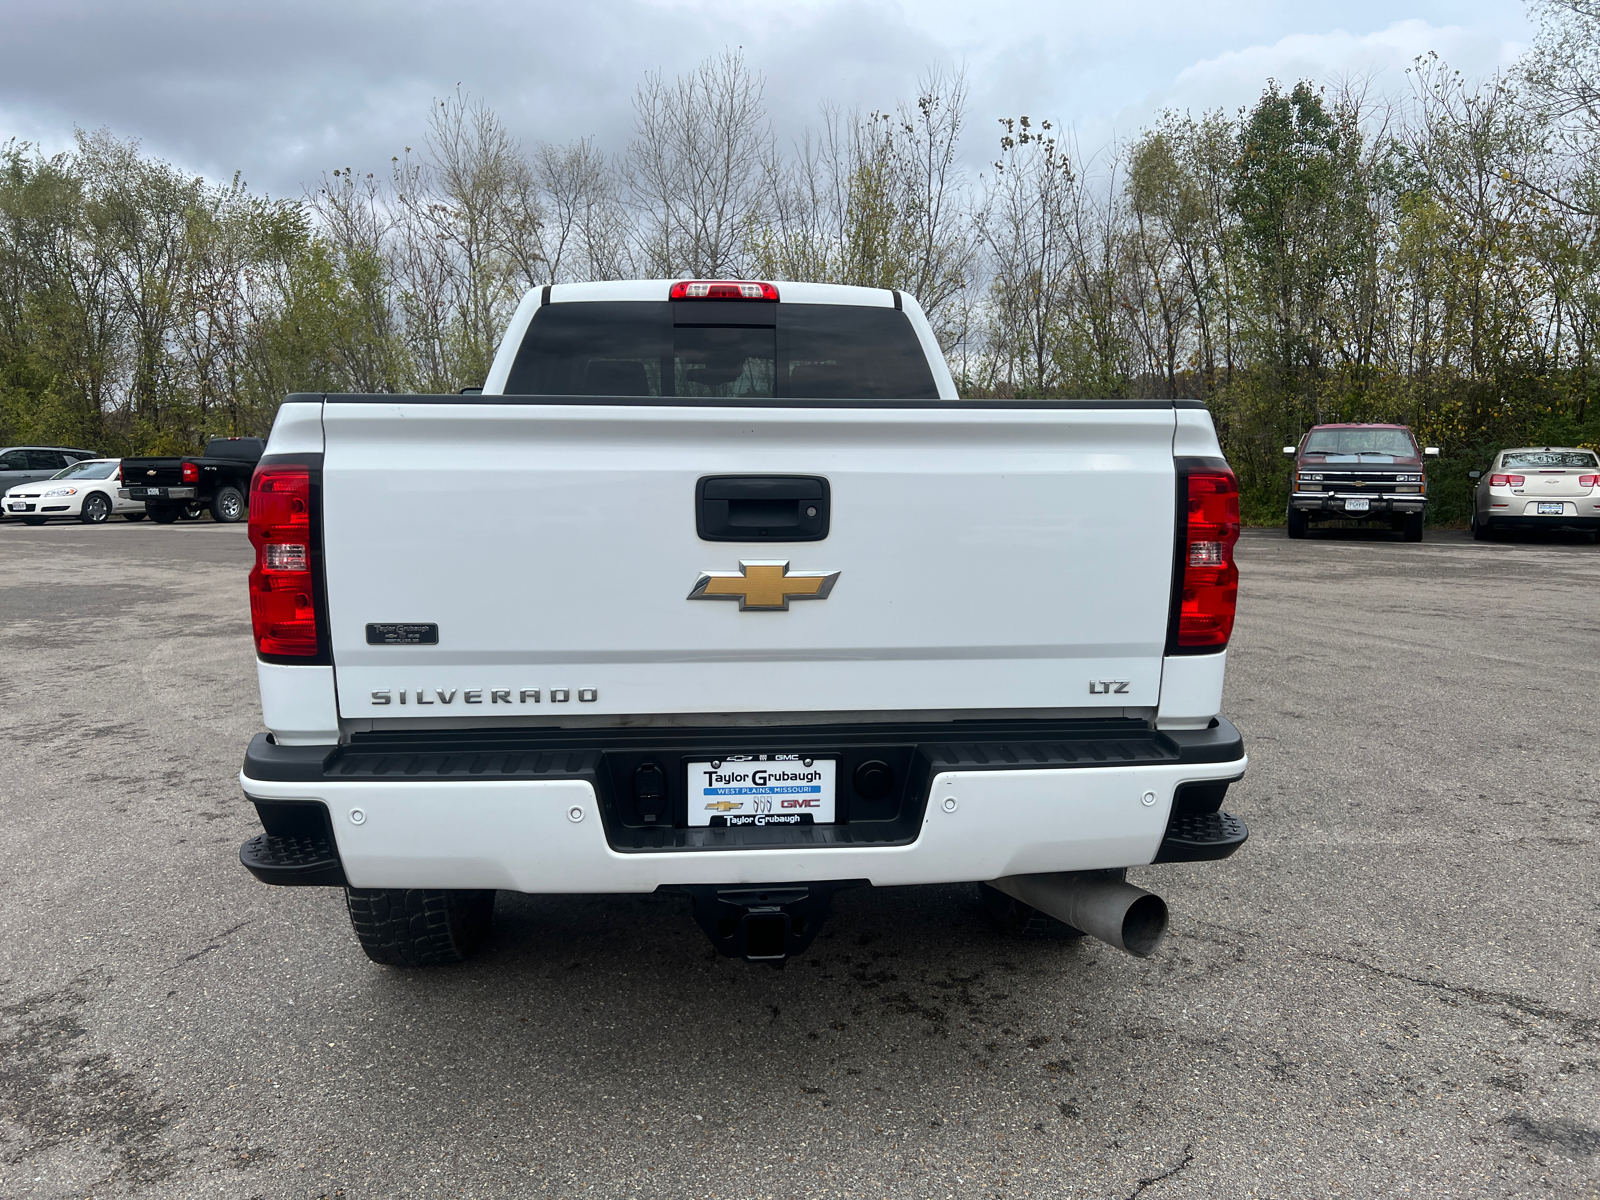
[704,800,743,812]
[688,560,840,611]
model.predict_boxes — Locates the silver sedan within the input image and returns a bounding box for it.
[1470,447,1600,541]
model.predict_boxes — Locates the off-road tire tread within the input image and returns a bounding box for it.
[344,887,495,967]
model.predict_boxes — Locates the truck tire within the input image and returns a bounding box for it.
[123,513,146,522]
[1286,508,1308,539]
[179,501,203,521]
[344,887,496,967]
[146,503,179,524]
[20,516,47,526]
[1402,511,1424,542]
[79,493,111,523]
[209,486,245,523]
[979,881,1088,939]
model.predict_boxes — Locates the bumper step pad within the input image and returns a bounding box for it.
[240,832,348,887]
[1154,810,1248,863]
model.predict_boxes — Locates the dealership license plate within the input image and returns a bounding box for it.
[1537,502,1564,515]
[1344,498,1370,513]
[7,503,25,511]
[686,756,836,827]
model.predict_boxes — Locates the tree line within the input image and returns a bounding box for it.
[3,1,1598,522]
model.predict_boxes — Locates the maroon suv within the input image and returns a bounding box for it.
[1284,423,1439,541]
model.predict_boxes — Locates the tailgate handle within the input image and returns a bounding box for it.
[696,476,830,542]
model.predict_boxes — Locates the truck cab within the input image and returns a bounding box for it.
[1285,423,1439,541]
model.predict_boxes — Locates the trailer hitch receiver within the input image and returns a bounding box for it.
[679,880,865,964]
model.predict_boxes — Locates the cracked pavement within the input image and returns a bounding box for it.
[0,519,1597,1198]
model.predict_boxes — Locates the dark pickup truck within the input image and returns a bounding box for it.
[119,437,265,523]
[1284,423,1439,541]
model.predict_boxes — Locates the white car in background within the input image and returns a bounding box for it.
[1470,447,1600,541]
[3,459,146,525]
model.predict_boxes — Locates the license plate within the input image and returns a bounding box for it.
[1537,502,1564,515]
[7,503,25,512]
[1344,498,1370,513]
[686,756,836,827]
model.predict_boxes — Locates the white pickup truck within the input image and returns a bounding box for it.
[238,279,1248,967]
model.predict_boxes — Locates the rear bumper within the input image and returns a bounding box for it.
[1483,514,1600,531]
[122,486,196,500]
[1290,492,1425,515]
[239,720,1248,891]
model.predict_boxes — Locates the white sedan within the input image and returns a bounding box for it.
[1470,447,1600,541]
[3,459,146,525]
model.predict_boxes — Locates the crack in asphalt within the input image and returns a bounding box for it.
[178,919,255,965]
[1193,919,1594,1035]
[1124,1143,1194,1198]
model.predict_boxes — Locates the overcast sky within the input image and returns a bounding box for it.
[0,0,1534,197]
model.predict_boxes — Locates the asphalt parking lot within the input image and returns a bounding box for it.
[1,518,1597,1199]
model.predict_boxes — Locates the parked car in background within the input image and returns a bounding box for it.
[4,459,146,525]
[119,436,266,523]
[1284,423,1439,541]
[1469,447,1600,541]
[0,446,100,516]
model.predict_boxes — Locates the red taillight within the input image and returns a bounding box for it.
[1580,475,1599,488]
[181,461,199,484]
[248,464,318,657]
[1177,470,1240,649]
[669,280,780,301]
[1489,474,1524,487]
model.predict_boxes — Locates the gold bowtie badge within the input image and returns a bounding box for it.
[687,560,840,611]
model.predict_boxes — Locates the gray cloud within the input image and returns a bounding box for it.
[0,0,1532,197]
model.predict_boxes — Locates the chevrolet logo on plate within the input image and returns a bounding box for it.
[704,800,744,812]
[688,560,840,611]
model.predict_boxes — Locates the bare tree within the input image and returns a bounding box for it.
[979,117,1079,392]
[394,90,545,386]
[534,137,632,282]
[626,49,773,277]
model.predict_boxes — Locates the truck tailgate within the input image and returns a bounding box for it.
[321,401,1178,721]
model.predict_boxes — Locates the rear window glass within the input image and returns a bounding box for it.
[505,301,938,400]
[1501,450,1598,468]
[52,460,116,480]
[204,437,265,461]
[1303,429,1416,457]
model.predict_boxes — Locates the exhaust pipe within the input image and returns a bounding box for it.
[989,872,1169,958]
